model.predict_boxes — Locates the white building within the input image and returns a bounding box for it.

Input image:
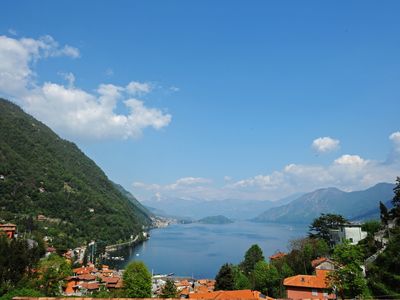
[329,223,367,245]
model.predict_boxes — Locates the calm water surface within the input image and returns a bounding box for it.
[110,221,307,278]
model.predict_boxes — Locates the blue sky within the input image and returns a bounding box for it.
[1,1,399,201]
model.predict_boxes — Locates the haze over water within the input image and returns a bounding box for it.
[112,221,307,278]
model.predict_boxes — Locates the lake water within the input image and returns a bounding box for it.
[109,221,307,278]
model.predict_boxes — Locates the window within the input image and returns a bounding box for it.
[312,289,318,296]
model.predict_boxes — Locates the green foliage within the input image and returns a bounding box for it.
[0,288,43,300]
[327,264,368,300]
[391,177,400,217]
[332,241,363,265]
[122,261,152,298]
[367,228,400,299]
[309,213,348,244]
[0,236,43,295]
[380,201,390,225]
[285,237,329,274]
[362,220,381,236]
[232,266,251,290]
[215,263,235,291]
[240,244,264,274]
[327,241,368,299]
[35,254,72,296]
[0,99,151,249]
[92,285,113,298]
[160,279,178,298]
[252,261,280,297]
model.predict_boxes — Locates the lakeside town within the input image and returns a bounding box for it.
[1,204,399,300]
[1,2,400,299]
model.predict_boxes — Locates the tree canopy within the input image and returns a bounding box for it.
[122,261,152,298]
[240,244,264,274]
[391,177,400,217]
[327,241,368,300]
[215,263,235,291]
[35,254,72,296]
[308,213,348,244]
[160,279,178,298]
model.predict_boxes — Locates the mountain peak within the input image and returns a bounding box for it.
[253,183,395,224]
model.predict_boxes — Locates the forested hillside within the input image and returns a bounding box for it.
[0,99,151,250]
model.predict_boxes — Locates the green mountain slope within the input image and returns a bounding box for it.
[252,183,395,224]
[0,99,151,249]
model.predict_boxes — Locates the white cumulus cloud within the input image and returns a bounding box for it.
[0,34,171,140]
[389,131,400,148]
[133,134,400,201]
[312,136,340,153]
[334,154,367,166]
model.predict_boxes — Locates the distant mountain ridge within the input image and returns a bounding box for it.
[252,183,395,224]
[0,98,151,249]
[142,197,293,220]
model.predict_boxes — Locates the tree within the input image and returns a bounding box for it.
[0,236,42,294]
[391,177,400,217]
[285,237,329,274]
[232,266,251,290]
[0,288,43,300]
[122,261,151,298]
[380,201,390,226]
[240,244,264,275]
[367,228,400,298]
[327,241,368,300]
[160,279,178,298]
[309,213,348,244]
[362,220,381,236]
[215,263,235,290]
[252,261,280,297]
[36,254,72,296]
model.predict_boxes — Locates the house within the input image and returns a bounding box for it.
[0,223,16,239]
[64,277,79,295]
[101,276,123,289]
[311,257,335,270]
[329,223,367,245]
[189,289,274,300]
[283,262,336,300]
[100,265,114,277]
[269,251,286,261]
[73,265,96,276]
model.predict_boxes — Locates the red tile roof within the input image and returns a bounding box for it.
[78,274,96,281]
[283,269,330,289]
[73,266,94,275]
[189,289,273,300]
[102,276,120,284]
[269,252,286,261]
[80,282,100,290]
[311,257,334,268]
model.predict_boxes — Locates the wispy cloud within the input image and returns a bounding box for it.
[0,34,171,140]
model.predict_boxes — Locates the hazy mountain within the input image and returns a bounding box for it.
[198,215,233,224]
[252,183,395,224]
[142,195,300,220]
[0,99,151,249]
